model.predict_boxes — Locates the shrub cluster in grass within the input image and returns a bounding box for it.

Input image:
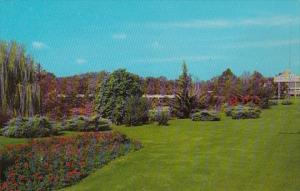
[63,115,111,132]
[281,100,293,105]
[123,96,150,126]
[268,100,278,106]
[0,131,142,191]
[1,116,58,138]
[229,105,261,119]
[149,107,170,125]
[259,98,270,109]
[191,110,221,121]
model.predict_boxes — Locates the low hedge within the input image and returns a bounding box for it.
[1,116,58,138]
[63,115,111,132]
[230,105,261,119]
[268,100,278,106]
[191,110,221,121]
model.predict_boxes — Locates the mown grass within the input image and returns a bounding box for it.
[64,99,300,191]
[1,99,300,191]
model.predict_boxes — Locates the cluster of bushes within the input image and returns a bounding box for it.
[0,115,112,138]
[191,110,220,121]
[63,115,111,131]
[123,96,150,126]
[259,98,270,109]
[149,107,170,125]
[226,105,261,119]
[268,100,278,106]
[0,116,58,138]
[281,100,293,105]
[0,132,141,191]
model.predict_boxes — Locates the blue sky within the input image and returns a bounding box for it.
[0,1,300,80]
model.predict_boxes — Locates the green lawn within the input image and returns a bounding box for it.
[1,100,300,191]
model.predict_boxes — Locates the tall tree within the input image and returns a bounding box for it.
[94,69,143,124]
[172,62,196,118]
[0,41,41,118]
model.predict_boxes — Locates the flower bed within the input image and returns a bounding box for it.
[0,132,141,190]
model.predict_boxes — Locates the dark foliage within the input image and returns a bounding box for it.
[123,96,150,126]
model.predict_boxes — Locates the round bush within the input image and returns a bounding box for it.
[64,115,111,131]
[231,106,260,119]
[1,116,58,138]
[191,110,220,121]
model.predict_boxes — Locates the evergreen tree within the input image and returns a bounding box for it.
[94,69,143,124]
[172,62,196,118]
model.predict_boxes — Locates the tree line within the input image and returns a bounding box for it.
[0,41,282,126]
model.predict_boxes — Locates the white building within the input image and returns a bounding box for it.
[274,71,300,98]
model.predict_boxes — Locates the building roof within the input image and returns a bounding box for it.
[274,70,300,82]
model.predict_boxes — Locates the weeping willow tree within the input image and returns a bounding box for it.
[0,41,41,117]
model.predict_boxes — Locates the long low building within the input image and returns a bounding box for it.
[274,71,300,97]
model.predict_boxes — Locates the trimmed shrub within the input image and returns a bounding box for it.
[149,107,170,126]
[224,107,233,117]
[269,100,278,106]
[191,110,220,121]
[64,115,111,132]
[123,96,150,126]
[259,98,270,109]
[1,116,58,138]
[231,106,260,119]
[281,100,293,105]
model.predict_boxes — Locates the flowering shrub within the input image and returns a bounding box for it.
[63,115,111,131]
[1,116,58,138]
[0,131,141,190]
